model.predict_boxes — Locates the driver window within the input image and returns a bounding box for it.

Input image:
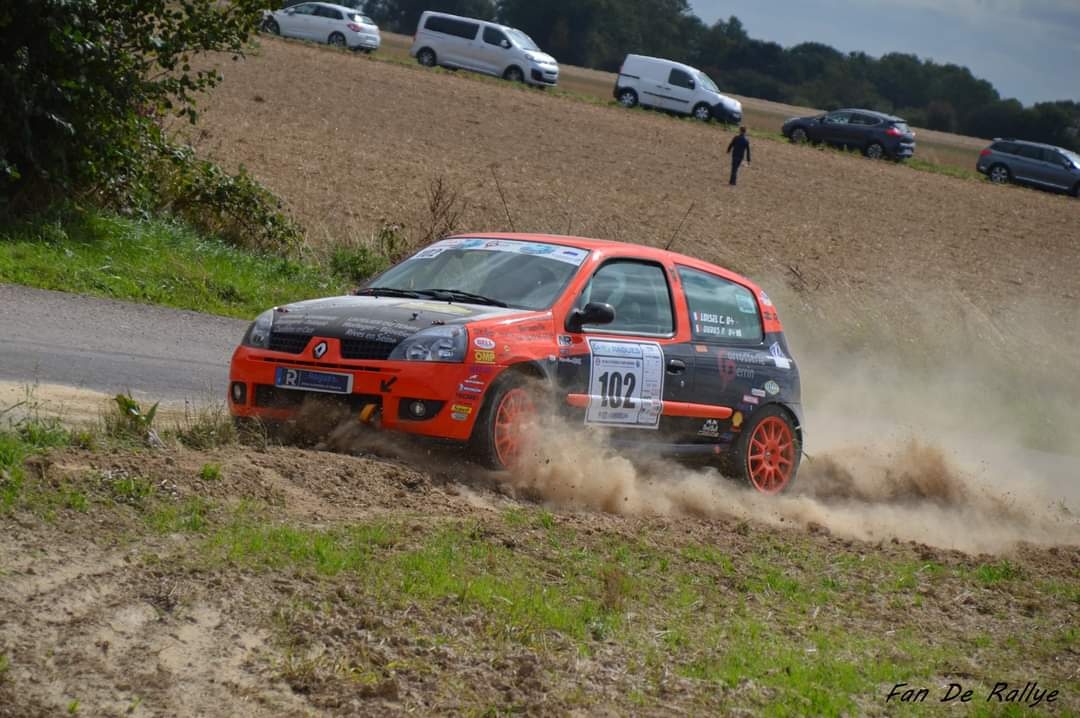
[577,261,673,335]
[824,112,851,125]
[483,27,509,47]
[669,68,694,89]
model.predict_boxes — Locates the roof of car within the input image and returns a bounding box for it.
[836,108,905,121]
[991,138,1063,150]
[447,233,763,291]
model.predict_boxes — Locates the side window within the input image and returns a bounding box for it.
[992,142,1018,154]
[316,7,342,19]
[824,112,851,125]
[1016,145,1044,161]
[453,20,480,39]
[851,114,880,126]
[483,27,508,46]
[677,266,763,344]
[577,261,674,335]
[669,68,694,89]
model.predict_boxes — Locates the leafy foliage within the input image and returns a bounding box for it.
[0,0,273,213]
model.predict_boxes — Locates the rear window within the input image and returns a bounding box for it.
[314,6,342,19]
[424,15,479,39]
[889,121,910,133]
[677,266,763,344]
[348,14,374,24]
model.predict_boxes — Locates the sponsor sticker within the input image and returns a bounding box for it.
[558,335,573,346]
[742,394,760,405]
[759,291,773,307]
[698,419,720,438]
[451,412,470,421]
[764,380,780,396]
[474,350,496,364]
[750,388,767,398]
[457,384,482,394]
[313,341,328,359]
[769,342,791,370]
[585,339,664,430]
[451,404,473,415]
[474,337,496,350]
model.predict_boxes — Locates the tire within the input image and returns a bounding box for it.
[503,65,525,83]
[470,373,542,471]
[417,47,436,67]
[1072,182,1080,198]
[728,405,801,495]
[692,103,712,122]
[790,127,808,144]
[616,88,638,108]
[864,142,885,160]
[262,18,280,35]
[988,164,1011,185]
[328,32,346,49]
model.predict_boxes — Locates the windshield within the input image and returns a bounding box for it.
[1062,149,1080,167]
[506,28,540,51]
[697,71,719,93]
[367,238,588,310]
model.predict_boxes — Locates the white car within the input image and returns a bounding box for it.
[262,2,380,52]
[409,11,559,87]
[614,54,742,124]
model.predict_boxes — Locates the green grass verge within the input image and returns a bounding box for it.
[0,208,341,319]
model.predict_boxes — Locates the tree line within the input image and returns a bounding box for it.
[363,0,1079,150]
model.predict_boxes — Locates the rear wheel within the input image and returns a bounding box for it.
[617,88,638,108]
[262,18,280,35]
[503,65,525,83]
[989,164,1011,184]
[417,47,436,67]
[1071,182,1079,198]
[692,103,712,122]
[328,32,346,48]
[790,127,808,144]
[864,142,885,160]
[729,406,800,495]
[470,374,541,471]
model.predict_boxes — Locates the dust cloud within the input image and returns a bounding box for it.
[503,285,1080,555]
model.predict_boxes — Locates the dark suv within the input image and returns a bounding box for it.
[976,139,1080,197]
[782,109,916,160]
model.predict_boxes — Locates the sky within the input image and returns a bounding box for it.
[688,0,1080,105]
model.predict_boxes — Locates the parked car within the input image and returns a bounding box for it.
[782,109,916,160]
[409,11,559,87]
[613,55,742,124]
[229,234,803,494]
[262,2,380,52]
[976,139,1080,197]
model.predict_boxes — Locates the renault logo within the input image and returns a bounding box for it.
[313,341,328,359]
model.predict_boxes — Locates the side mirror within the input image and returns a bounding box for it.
[566,302,616,333]
[501,39,511,49]
[285,8,295,13]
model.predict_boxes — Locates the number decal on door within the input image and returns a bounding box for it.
[586,339,664,429]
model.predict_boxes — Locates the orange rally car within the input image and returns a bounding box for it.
[229,234,803,494]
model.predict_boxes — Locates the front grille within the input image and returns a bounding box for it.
[254,385,381,411]
[269,332,311,355]
[340,338,397,361]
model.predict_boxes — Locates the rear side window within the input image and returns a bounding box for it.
[991,141,1019,154]
[578,261,674,335]
[424,15,479,39]
[668,68,694,89]
[483,27,508,46]
[321,7,343,19]
[677,266,763,343]
[851,114,881,126]
[1015,145,1046,161]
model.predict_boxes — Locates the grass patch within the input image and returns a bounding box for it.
[0,208,339,319]
[906,157,982,181]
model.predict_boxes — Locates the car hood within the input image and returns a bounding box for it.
[707,91,741,113]
[526,52,558,65]
[269,295,529,341]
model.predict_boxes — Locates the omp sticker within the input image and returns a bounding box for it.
[474,350,496,363]
[585,339,664,429]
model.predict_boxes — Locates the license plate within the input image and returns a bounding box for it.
[274,367,353,394]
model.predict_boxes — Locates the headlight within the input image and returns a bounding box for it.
[525,53,545,64]
[243,309,275,349]
[389,326,468,362]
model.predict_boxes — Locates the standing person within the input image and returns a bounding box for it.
[726,126,751,186]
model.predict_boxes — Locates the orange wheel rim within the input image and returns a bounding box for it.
[746,416,795,494]
[494,388,536,468]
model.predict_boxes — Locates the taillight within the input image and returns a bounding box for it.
[979,148,992,156]
[885,127,903,137]
[347,22,362,31]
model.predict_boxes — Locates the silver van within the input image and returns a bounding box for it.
[614,54,741,123]
[409,11,559,87]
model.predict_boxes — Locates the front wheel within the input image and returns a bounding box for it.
[262,18,280,35]
[470,375,540,471]
[790,127,808,144]
[503,65,525,83]
[729,406,801,495]
[692,103,712,122]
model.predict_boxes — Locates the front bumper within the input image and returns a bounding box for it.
[529,63,559,86]
[229,343,496,441]
[712,104,742,123]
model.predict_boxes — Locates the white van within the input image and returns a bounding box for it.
[409,11,559,87]
[614,55,742,124]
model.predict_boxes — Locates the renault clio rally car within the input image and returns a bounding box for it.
[229,235,803,494]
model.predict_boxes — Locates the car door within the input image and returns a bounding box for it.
[1040,149,1072,190]
[1011,145,1047,184]
[311,5,342,43]
[280,3,318,39]
[476,26,512,76]
[818,111,853,146]
[678,265,776,447]
[556,259,700,446]
[849,112,881,148]
[659,68,697,115]
[446,18,481,69]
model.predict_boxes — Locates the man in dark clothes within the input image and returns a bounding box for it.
[726,126,751,185]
